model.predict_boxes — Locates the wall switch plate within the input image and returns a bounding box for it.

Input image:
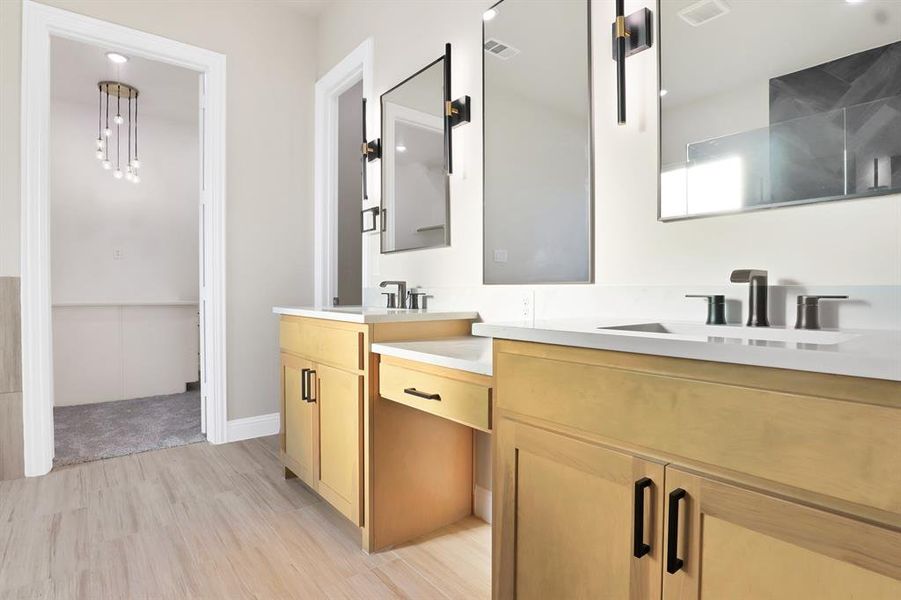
[521,291,534,324]
[493,249,508,263]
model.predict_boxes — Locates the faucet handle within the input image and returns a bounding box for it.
[406,290,428,310]
[685,294,726,325]
[795,295,848,330]
[381,292,397,309]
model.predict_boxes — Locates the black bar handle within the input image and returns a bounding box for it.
[633,477,652,558]
[300,368,310,401]
[666,488,686,574]
[404,387,441,401]
[307,370,317,403]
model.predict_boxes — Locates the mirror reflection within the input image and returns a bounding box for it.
[380,58,449,253]
[660,0,901,220]
[483,0,593,284]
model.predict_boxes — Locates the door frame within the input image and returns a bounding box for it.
[313,38,374,307]
[20,0,228,476]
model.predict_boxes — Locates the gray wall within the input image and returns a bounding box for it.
[337,81,363,306]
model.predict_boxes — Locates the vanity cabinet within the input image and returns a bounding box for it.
[662,468,901,600]
[495,419,664,599]
[277,314,474,547]
[493,339,901,599]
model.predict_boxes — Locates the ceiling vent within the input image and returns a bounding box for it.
[678,0,730,27]
[484,38,520,60]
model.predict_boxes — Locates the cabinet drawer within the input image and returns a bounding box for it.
[379,362,492,431]
[280,317,363,371]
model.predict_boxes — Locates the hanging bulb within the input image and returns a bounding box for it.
[103,127,112,137]
[114,114,124,125]
[125,171,134,182]
[132,174,141,184]
[113,169,124,179]
[95,138,104,150]
[102,160,112,170]
[131,158,140,169]
[95,150,104,160]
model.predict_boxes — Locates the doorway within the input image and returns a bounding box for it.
[20,1,227,476]
[314,39,374,308]
[49,36,203,466]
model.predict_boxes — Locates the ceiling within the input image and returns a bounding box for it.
[51,36,199,125]
[264,0,331,17]
[661,0,901,109]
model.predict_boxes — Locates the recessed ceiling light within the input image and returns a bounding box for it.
[396,145,407,153]
[106,52,129,64]
[483,8,498,21]
[659,89,669,97]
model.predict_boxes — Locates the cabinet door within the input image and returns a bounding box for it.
[316,363,364,525]
[494,418,665,600]
[281,353,317,486]
[662,467,901,600]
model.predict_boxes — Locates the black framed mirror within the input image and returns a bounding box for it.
[380,56,450,253]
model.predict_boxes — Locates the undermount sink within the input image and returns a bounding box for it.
[599,322,858,346]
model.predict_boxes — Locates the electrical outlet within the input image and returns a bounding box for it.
[113,249,124,260]
[521,291,534,323]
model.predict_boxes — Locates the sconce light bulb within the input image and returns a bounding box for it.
[113,169,123,179]
[659,89,668,97]
[114,114,124,125]
[396,144,407,153]
[103,127,112,138]
[482,8,498,21]
[102,160,112,170]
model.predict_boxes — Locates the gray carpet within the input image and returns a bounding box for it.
[54,390,205,467]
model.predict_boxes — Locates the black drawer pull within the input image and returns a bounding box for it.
[307,370,317,403]
[666,488,686,574]
[633,477,652,558]
[300,369,310,401]
[404,387,441,401]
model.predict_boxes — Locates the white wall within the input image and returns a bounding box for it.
[318,0,901,298]
[49,90,199,405]
[1,0,318,420]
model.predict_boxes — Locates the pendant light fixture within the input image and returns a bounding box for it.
[95,79,141,183]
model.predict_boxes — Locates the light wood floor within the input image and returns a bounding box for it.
[0,436,491,599]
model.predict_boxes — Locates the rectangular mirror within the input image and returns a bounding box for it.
[483,0,593,284]
[660,1,901,220]
[380,58,449,253]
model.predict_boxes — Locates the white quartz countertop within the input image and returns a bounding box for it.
[372,336,493,376]
[472,318,901,382]
[272,306,479,324]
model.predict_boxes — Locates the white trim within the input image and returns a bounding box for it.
[314,38,374,307]
[20,1,228,476]
[474,485,492,524]
[227,412,280,443]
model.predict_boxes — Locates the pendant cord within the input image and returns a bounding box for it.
[135,95,139,162]
[116,84,121,171]
[128,95,132,167]
[97,86,101,140]
[105,87,110,160]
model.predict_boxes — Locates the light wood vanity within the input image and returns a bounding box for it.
[276,309,487,552]
[491,339,901,599]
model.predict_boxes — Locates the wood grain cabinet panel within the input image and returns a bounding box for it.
[280,318,363,372]
[662,467,901,600]
[316,363,363,525]
[281,353,317,488]
[494,418,665,600]
[379,360,492,432]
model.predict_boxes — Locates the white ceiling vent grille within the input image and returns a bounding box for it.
[678,0,730,27]
[484,38,520,60]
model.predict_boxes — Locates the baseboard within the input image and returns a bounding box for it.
[226,412,280,443]
[474,485,492,524]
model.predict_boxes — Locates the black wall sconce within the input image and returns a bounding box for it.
[361,97,381,201]
[444,42,471,174]
[612,0,653,125]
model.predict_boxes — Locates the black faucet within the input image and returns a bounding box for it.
[730,269,769,327]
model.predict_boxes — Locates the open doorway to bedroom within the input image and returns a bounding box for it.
[49,36,203,467]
